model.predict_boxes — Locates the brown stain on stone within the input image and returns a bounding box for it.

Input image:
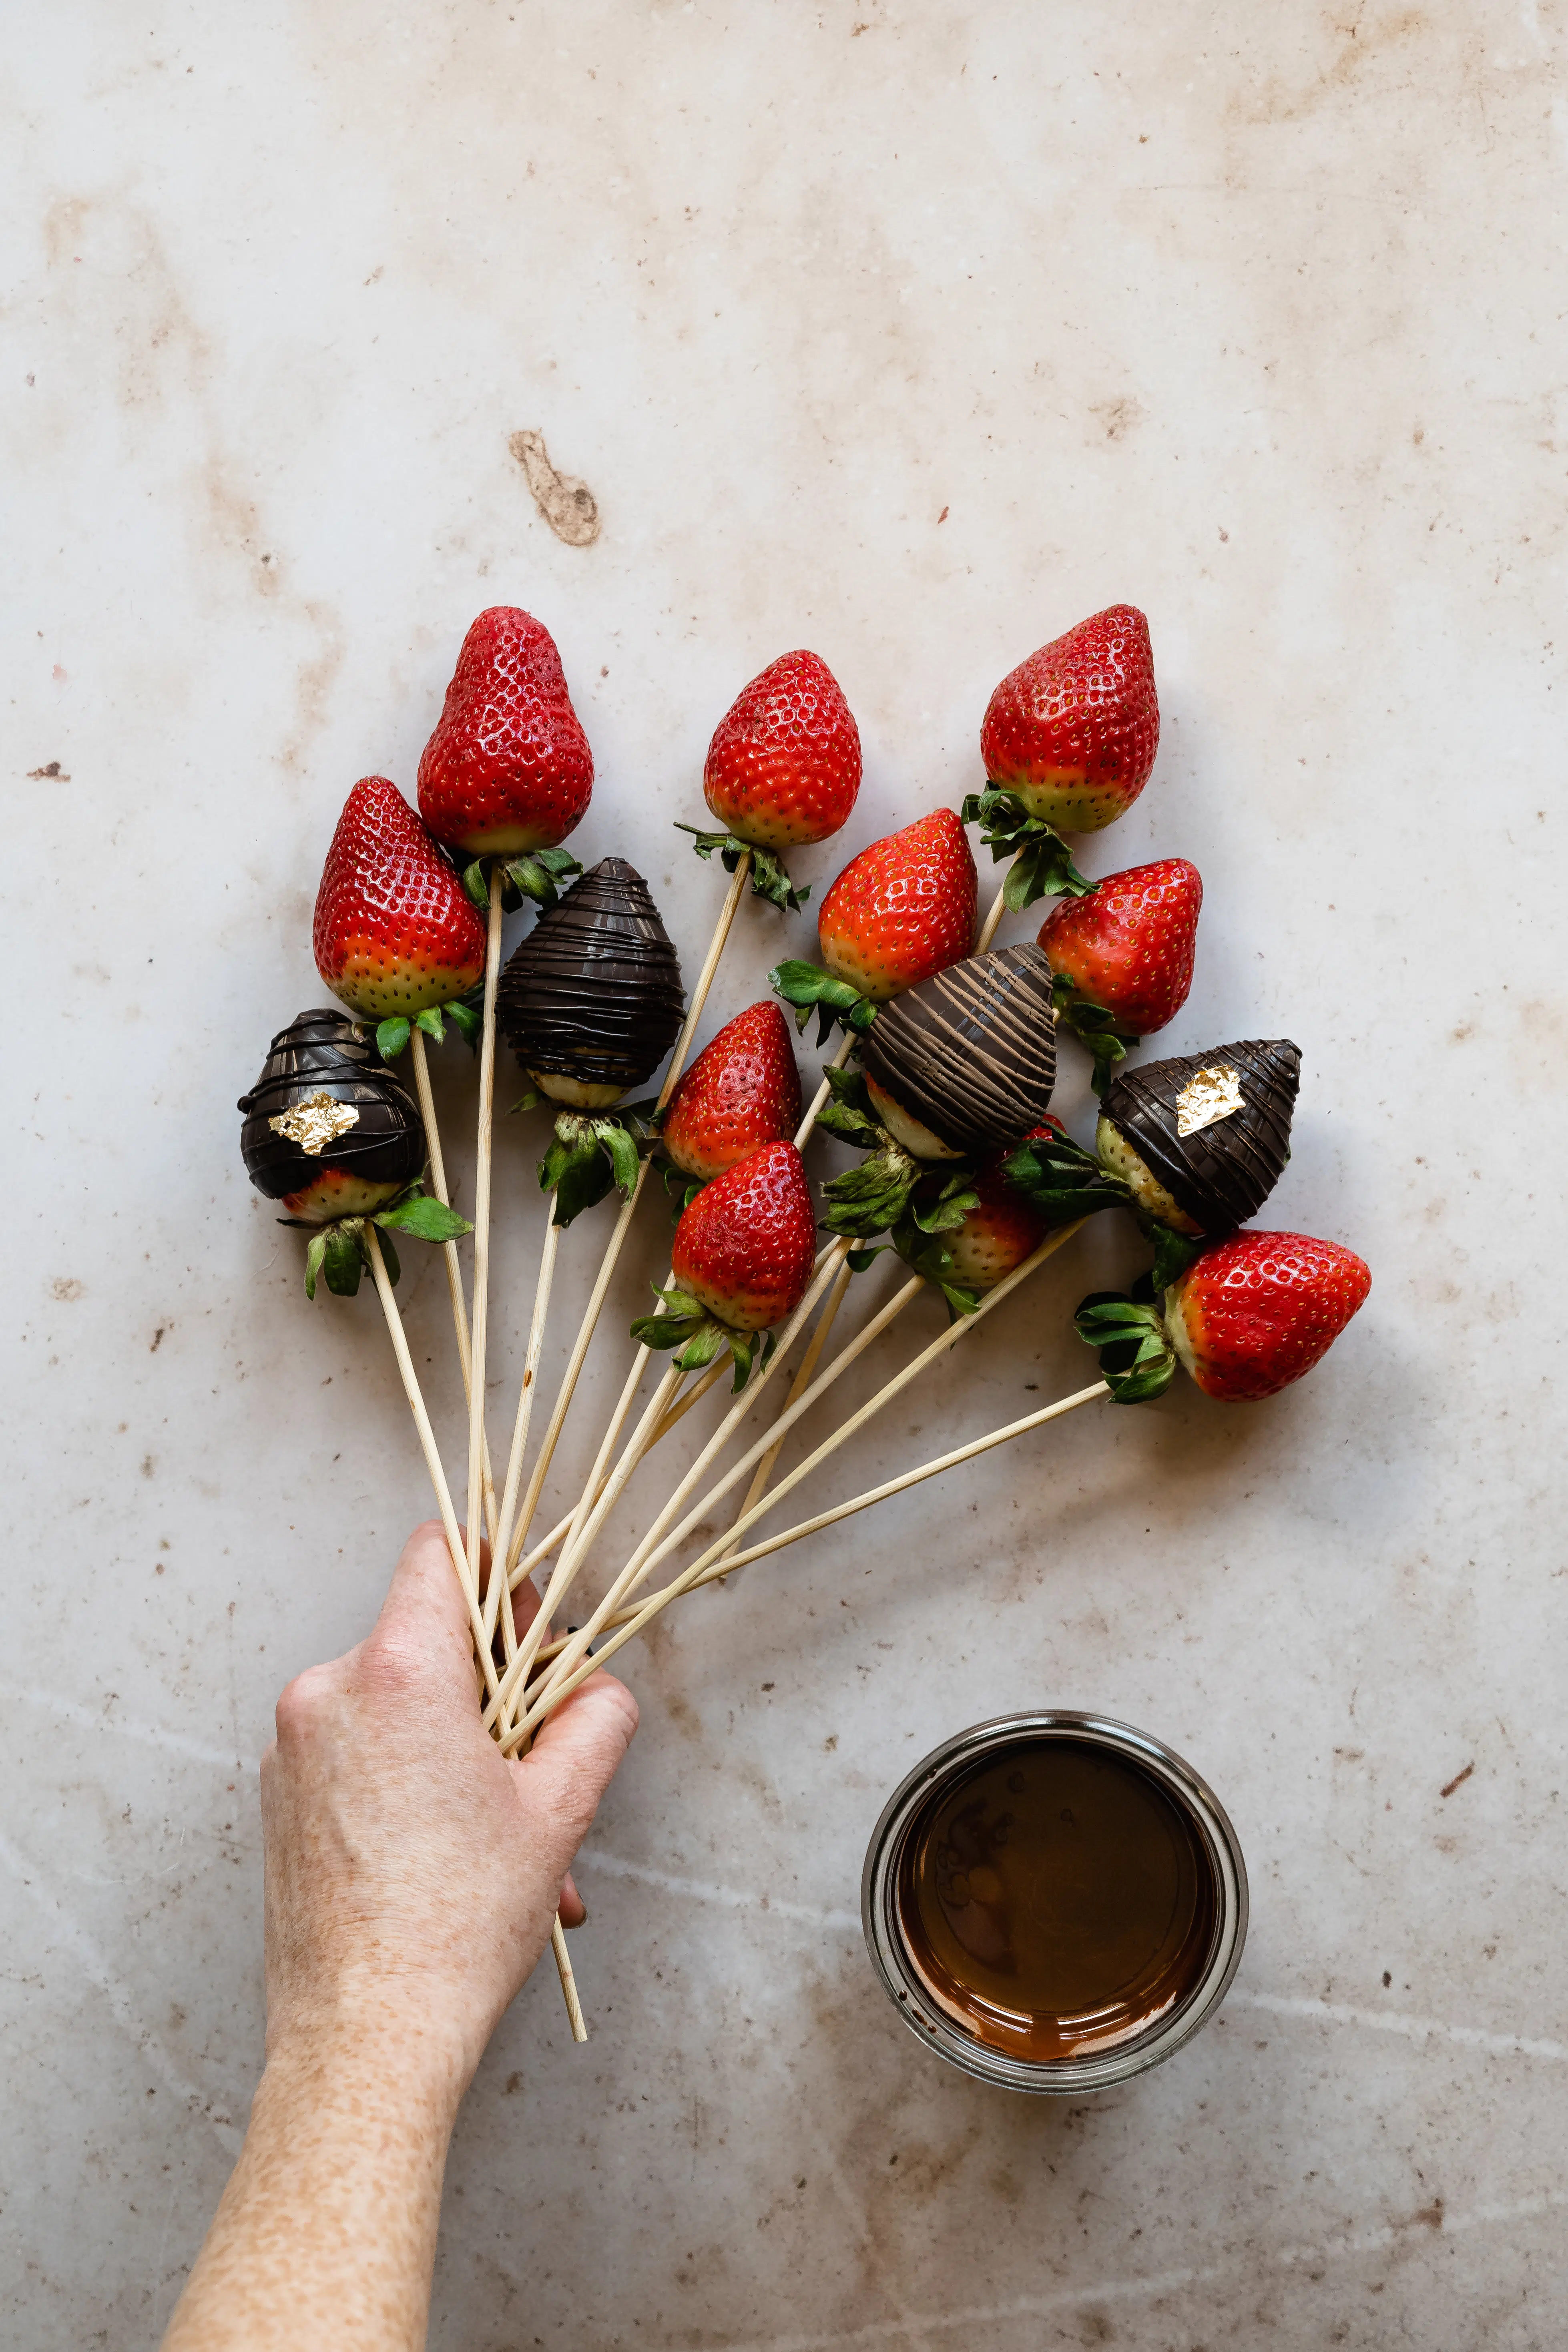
[508,428,601,546]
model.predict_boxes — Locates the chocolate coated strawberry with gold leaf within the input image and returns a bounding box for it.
[239,1010,471,1296]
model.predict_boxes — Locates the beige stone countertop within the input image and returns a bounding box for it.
[4,6,1564,2346]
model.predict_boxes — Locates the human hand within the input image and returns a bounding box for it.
[261,1520,638,2094]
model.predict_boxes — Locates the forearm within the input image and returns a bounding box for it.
[162,2012,467,2352]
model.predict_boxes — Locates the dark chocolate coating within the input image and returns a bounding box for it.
[496,856,685,1093]
[1100,1037,1300,1233]
[238,1009,425,1201]
[859,943,1058,1155]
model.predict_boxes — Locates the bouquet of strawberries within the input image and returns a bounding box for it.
[239,602,1369,2036]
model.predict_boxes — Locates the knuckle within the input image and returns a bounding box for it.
[273,1662,336,1744]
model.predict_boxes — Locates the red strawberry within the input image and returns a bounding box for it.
[981,605,1158,833]
[661,1002,803,1182]
[671,1141,817,1332]
[635,1139,817,1384]
[313,777,488,1023]
[417,607,593,856]
[1037,858,1201,1089]
[817,810,977,1001]
[938,1120,1059,1292]
[688,652,861,911]
[1165,1231,1370,1401]
[1077,1230,1370,1405]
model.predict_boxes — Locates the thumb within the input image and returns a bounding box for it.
[358,1519,480,1710]
[508,1670,639,1880]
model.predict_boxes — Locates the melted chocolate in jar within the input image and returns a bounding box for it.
[896,1738,1217,2061]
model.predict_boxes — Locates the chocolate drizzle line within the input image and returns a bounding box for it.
[859,943,1058,1156]
[496,856,685,1093]
[1100,1037,1301,1233]
[238,1009,426,1201]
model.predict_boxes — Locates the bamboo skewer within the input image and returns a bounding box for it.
[549,1918,587,2042]
[506,1356,744,1591]
[464,869,506,1629]
[714,1254,853,1573]
[508,1242,898,1725]
[406,1027,498,1546]
[713,883,1000,1567]
[505,1217,1089,1746]
[488,1241,856,1730]
[974,874,1009,955]
[485,1216,561,1655]
[527,1377,1111,1680]
[365,1225,584,2037]
[364,1226,500,1700]
[498,852,754,1586]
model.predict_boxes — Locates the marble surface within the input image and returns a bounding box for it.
[5,4,1566,2344]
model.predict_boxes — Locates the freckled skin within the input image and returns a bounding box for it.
[160,1526,636,2352]
[1165,1230,1371,1401]
[417,607,594,856]
[703,649,861,851]
[313,776,488,1019]
[1038,859,1202,1037]
[981,604,1159,831]
[672,1140,817,1331]
[817,809,978,1000]
[661,1002,803,1180]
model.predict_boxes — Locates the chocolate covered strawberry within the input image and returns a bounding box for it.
[1005,1038,1301,1286]
[238,1010,472,1298]
[313,777,488,1058]
[679,650,861,912]
[1036,858,1201,1092]
[659,1002,803,1196]
[771,808,977,1041]
[632,1140,817,1385]
[417,607,592,902]
[964,604,1159,911]
[1076,1229,1370,1404]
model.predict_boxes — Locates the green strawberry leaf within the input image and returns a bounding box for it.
[1147,1224,1208,1292]
[659,1160,707,1218]
[960,788,1094,905]
[541,1112,650,1226]
[373,1193,473,1243]
[375,1229,401,1287]
[674,825,810,913]
[907,1172,980,1234]
[509,1088,543,1116]
[769,959,880,1046]
[445,998,483,1051]
[815,1098,884,1147]
[303,1231,327,1301]
[631,1285,713,1353]
[1002,1130,1132,1226]
[375,1016,412,1061]
[414,1005,447,1044]
[815,1065,885,1148]
[821,1138,926,1237]
[845,1244,890,1273]
[594,1118,643,1200]
[1049,988,1137,1098]
[505,850,582,911]
[461,859,492,910]
[1073,1280,1174,1402]
[323,1223,365,1297]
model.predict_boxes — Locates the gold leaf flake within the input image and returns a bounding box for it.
[1175,1066,1243,1138]
[269,1091,360,1154]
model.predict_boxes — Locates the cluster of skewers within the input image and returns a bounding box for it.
[239,601,1370,2037]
